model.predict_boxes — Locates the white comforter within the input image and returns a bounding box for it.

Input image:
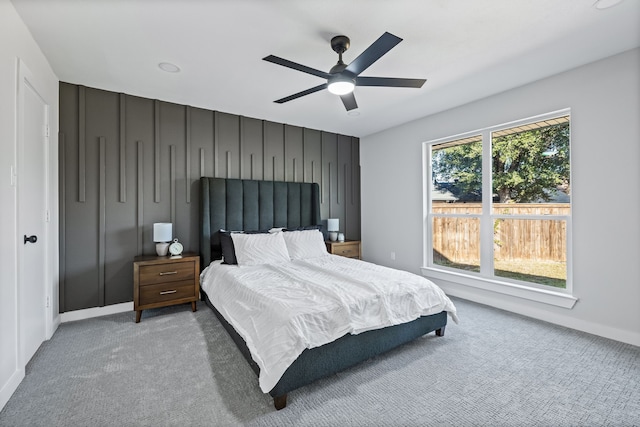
[200,255,458,393]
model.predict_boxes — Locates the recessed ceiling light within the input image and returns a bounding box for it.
[593,0,623,10]
[347,110,360,117]
[158,62,180,73]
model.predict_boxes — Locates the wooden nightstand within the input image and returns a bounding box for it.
[325,240,361,260]
[133,253,200,323]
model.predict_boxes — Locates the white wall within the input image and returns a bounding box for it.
[361,48,640,346]
[0,0,59,410]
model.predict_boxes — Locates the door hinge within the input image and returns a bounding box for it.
[45,210,50,222]
[45,125,49,138]
[46,296,50,308]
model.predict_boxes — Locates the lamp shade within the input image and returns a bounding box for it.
[327,218,339,232]
[153,223,172,242]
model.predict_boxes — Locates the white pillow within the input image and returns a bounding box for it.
[231,231,290,266]
[282,229,328,260]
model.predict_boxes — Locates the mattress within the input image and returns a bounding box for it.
[200,254,458,392]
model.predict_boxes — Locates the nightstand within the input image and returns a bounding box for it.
[133,253,200,323]
[325,240,361,259]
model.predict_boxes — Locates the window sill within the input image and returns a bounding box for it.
[421,267,578,309]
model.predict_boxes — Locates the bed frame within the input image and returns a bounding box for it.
[199,177,447,409]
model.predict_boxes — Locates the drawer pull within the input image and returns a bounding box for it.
[159,271,178,276]
[160,290,177,295]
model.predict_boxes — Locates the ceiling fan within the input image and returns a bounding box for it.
[263,32,426,111]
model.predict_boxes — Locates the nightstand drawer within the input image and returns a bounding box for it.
[133,253,200,323]
[138,261,195,286]
[139,280,196,305]
[334,243,360,258]
[325,240,362,259]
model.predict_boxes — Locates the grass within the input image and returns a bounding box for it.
[495,259,566,288]
[434,258,566,288]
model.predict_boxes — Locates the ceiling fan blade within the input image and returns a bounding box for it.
[274,83,328,104]
[340,92,358,111]
[263,55,331,80]
[345,32,402,76]
[356,76,426,88]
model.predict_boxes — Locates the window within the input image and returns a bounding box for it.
[425,111,571,295]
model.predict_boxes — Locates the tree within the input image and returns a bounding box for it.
[432,139,482,201]
[432,123,570,203]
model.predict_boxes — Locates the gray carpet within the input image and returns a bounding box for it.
[1,297,638,427]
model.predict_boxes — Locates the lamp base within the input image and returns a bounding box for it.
[329,232,338,242]
[156,242,169,256]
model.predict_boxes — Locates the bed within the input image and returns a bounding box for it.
[199,177,457,409]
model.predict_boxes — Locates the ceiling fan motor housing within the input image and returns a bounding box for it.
[329,62,349,74]
[329,35,355,88]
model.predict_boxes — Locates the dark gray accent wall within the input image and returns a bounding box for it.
[58,82,361,313]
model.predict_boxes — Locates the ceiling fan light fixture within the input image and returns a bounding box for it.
[327,79,355,95]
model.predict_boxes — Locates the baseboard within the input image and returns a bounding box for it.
[47,313,61,340]
[441,284,640,347]
[0,368,24,412]
[60,302,133,323]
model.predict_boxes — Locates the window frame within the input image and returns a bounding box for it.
[422,109,577,308]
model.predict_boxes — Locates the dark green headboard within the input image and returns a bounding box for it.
[199,177,322,267]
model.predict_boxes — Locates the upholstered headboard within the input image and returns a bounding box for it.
[199,177,322,268]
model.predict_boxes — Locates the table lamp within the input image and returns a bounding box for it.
[327,218,339,241]
[153,223,173,256]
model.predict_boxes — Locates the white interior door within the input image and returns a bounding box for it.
[18,67,48,365]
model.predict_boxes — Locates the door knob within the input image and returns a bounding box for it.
[24,235,37,244]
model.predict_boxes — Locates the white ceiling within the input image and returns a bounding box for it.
[11,0,640,138]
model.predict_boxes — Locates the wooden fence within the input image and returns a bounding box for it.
[432,203,569,262]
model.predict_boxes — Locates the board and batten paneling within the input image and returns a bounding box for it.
[58,82,361,312]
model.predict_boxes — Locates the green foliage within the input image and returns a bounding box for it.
[432,140,482,201]
[492,124,570,202]
[432,123,570,203]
